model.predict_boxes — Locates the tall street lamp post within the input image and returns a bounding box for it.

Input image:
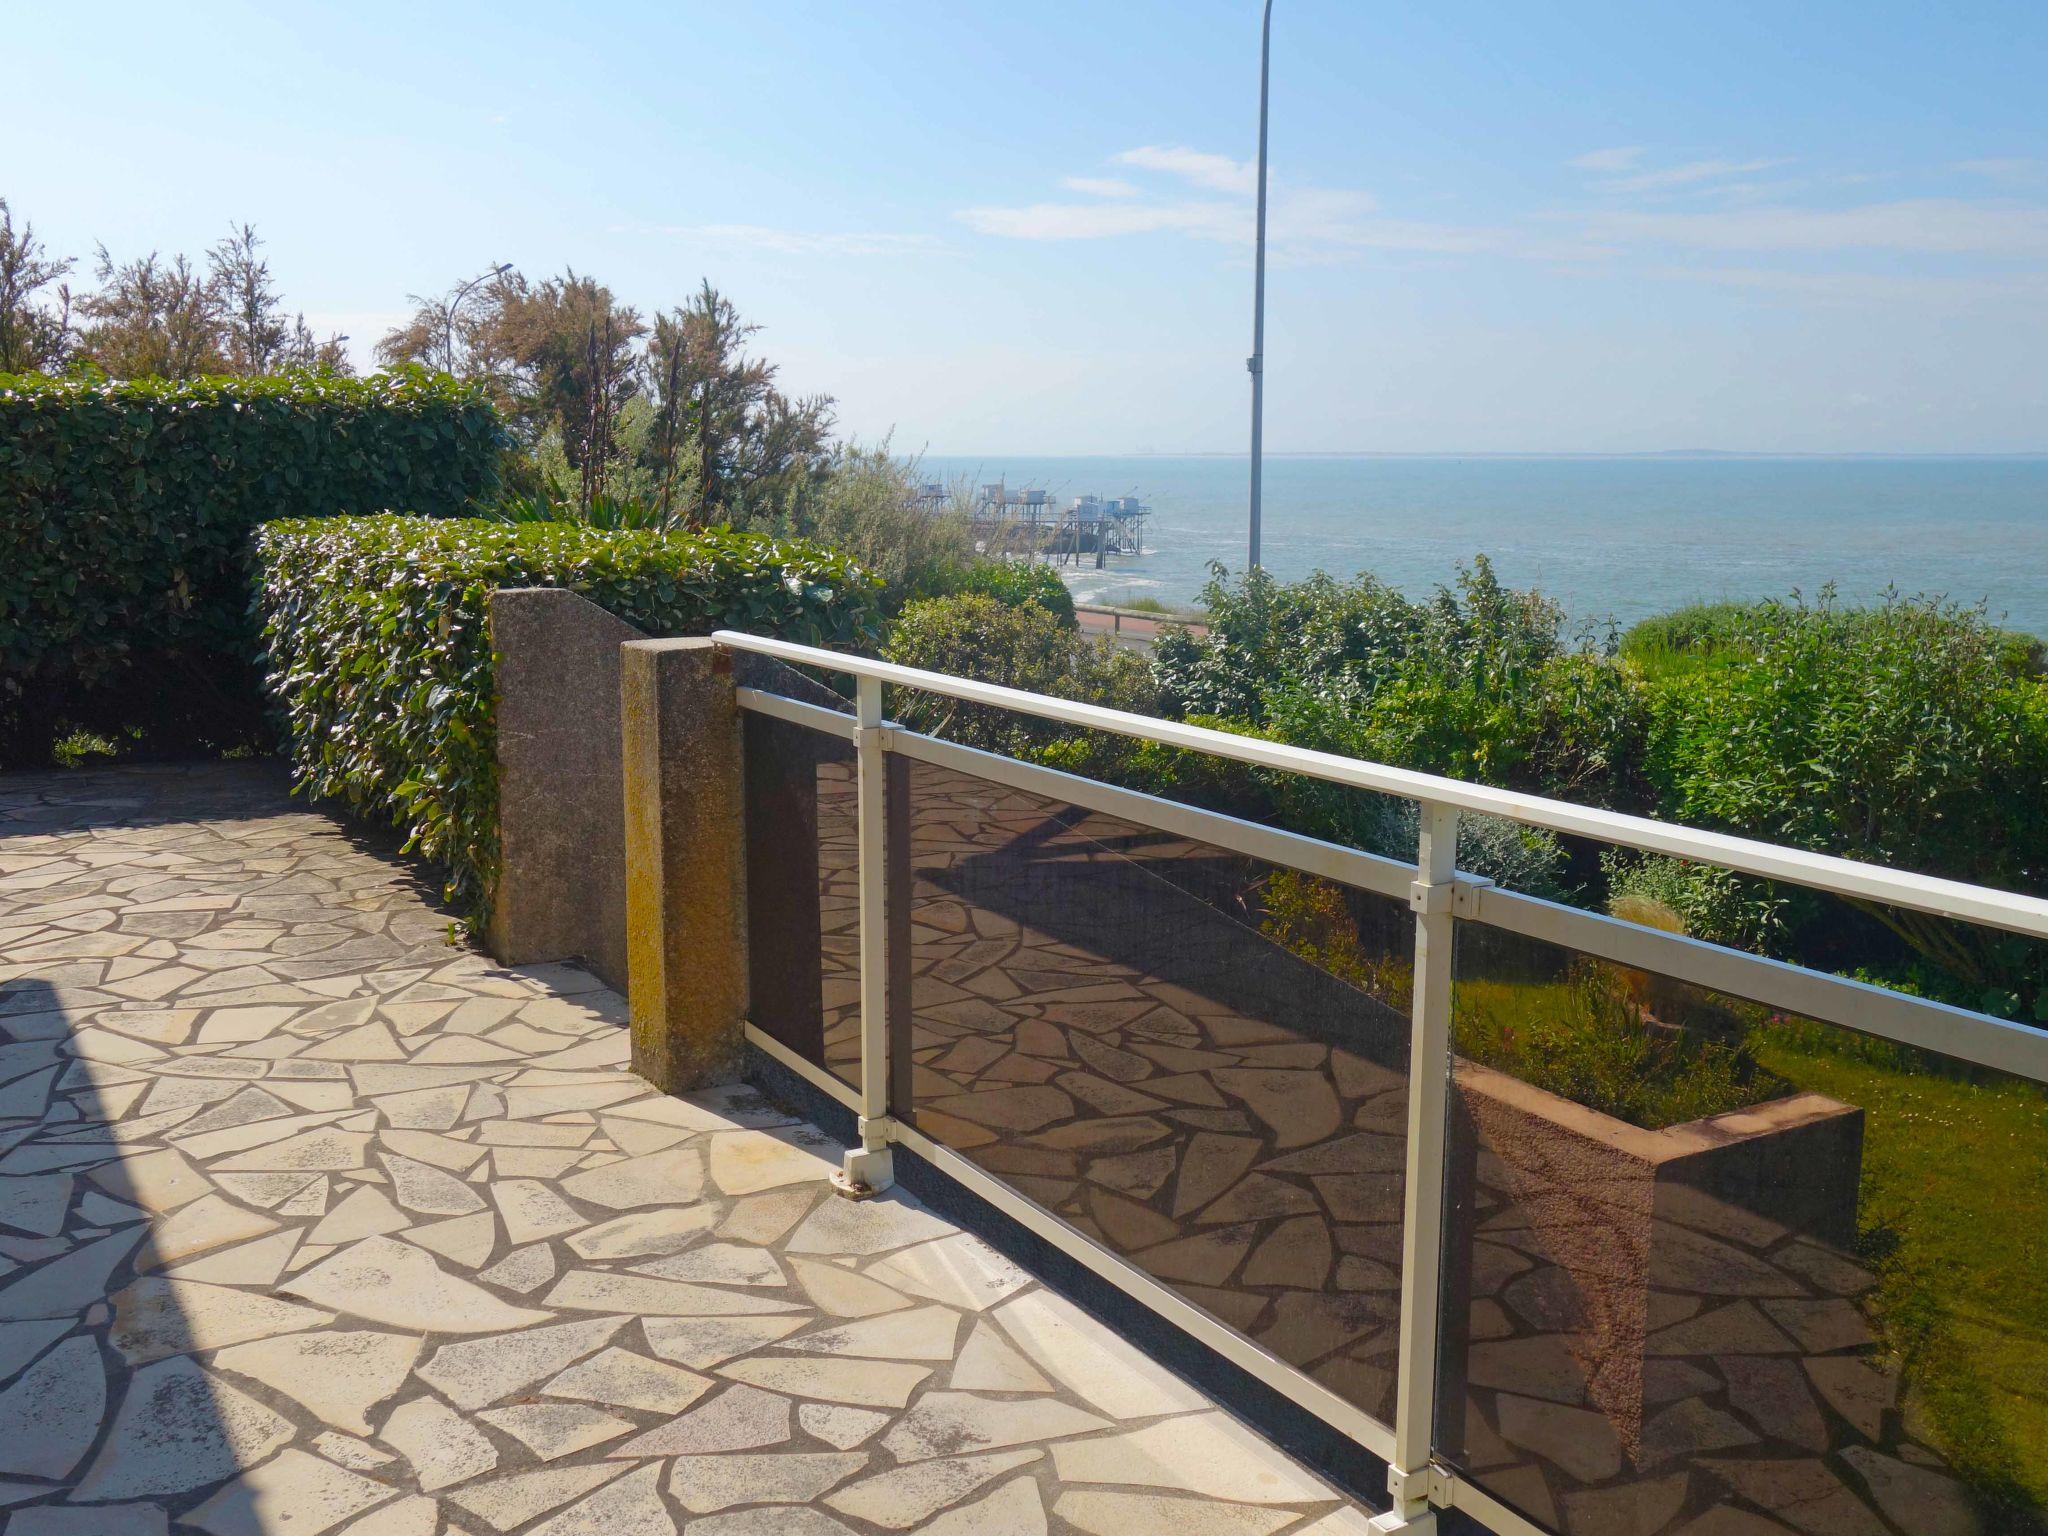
[1247,0,1273,571]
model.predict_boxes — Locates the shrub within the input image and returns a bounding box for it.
[1642,589,2048,1012]
[949,560,1077,626]
[1455,957,1787,1129]
[255,514,878,925]
[882,592,1152,753]
[746,442,975,613]
[0,368,505,763]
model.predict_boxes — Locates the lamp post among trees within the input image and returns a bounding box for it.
[439,262,511,376]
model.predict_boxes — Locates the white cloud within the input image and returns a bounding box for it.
[1594,157,1789,194]
[1063,176,1142,197]
[957,199,1247,243]
[1583,199,2048,256]
[633,224,942,258]
[1569,146,1645,172]
[1956,157,2040,185]
[1113,145,1258,195]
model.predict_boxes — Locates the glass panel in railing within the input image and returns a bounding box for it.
[1435,917,2048,1536]
[741,711,859,1090]
[895,755,1416,1427]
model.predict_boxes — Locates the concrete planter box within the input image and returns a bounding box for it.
[1440,1062,1865,1472]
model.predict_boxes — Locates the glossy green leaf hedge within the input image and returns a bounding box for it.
[255,514,880,926]
[0,369,505,761]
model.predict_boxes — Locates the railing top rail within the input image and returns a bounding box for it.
[712,630,2048,944]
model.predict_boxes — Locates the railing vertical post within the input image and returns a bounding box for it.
[1380,801,1457,1531]
[833,673,896,1198]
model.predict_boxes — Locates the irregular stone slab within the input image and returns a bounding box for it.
[1701,1457,1892,1536]
[706,1126,838,1196]
[1056,1488,1300,1536]
[211,1127,372,1171]
[666,1451,868,1514]
[284,1236,551,1334]
[0,1335,103,1479]
[74,1356,296,1501]
[214,1329,422,1435]
[826,1448,1044,1528]
[564,1205,719,1261]
[1804,1356,1897,1440]
[381,1152,487,1215]
[181,1446,396,1536]
[799,1402,892,1449]
[381,1394,499,1491]
[417,1316,630,1410]
[478,1241,556,1293]
[559,1147,705,1209]
[0,1226,144,1319]
[611,1382,794,1456]
[1494,1394,1625,1484]
[952,1319,1054,1393]
[719,1355,932,1408]
[446,1461,626,1531]
[641,1315,808,1368]
[0,1172,71,1237]
[492,1179,587,1243]
[1049,1412,1336,1504]
[920,1476,1045,1536]
[313,1430,395,1470]
[0,1318,71,1380]
[1838,1446,1978,1536]
[1170,1134,1262,1219]
[524,1461,676,1535]
[718,1187,819,1245]
[788,1257,912,1318]
[633,1242,785,1287]
[404,1209,498,1268]
[543,1345,712,1413]
[783,1304,961,1361]
[478,1402,635,1460]
[865,1234,1031,1313]
[7,1504,171,1536]
[786,1192,954,1257]
[381,1132,490,1174]
[993,1290,1208,1418]
[544,1269,803,1317]
[308,1186,413,1246]
[164,1226,303,1287]
[686,1512,859,1536]
[882,1391,1111,1462]
[110,1276,335,1364]
[332,1495,438,1535]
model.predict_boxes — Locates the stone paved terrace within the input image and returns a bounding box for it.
[0,762,1382,1536]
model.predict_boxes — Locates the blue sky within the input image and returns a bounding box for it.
[8,0,2046,453]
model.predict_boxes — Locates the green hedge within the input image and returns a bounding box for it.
[255,514,880,925]
[0,368,505,762]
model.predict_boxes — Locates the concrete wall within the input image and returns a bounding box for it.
[487,587,645,990]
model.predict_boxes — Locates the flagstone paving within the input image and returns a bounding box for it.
[0,762,1383,1536]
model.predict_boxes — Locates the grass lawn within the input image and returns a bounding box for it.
[1752,1025,2048,1529]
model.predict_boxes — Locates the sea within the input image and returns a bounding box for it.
[919,455,2048,640]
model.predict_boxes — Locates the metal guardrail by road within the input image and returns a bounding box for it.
[713,628,2048,1536]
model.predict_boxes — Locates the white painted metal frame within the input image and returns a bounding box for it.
[716,629,2048,942]
[723,631,2048,1536]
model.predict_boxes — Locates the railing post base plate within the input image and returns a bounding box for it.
[1367,1508,1437,1534]
[833,1146,895,1200]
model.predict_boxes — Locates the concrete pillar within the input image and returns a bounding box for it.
[620,638,748,1091]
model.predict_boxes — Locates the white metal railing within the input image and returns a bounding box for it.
[714,628,2048,1536]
